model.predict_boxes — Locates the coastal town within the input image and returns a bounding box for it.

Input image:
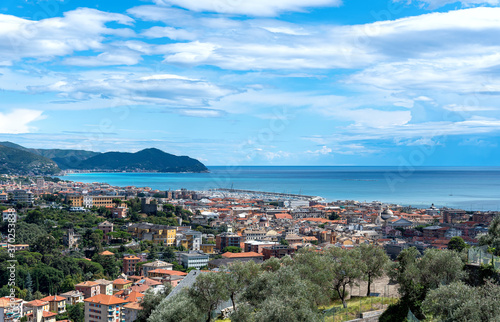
[0,174,497,321]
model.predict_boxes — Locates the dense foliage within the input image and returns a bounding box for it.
[149,245,389,322]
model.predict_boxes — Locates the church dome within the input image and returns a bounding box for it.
[260,216,268,222]
[381,208,393,220]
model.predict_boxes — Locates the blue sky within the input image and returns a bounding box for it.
[1,0,500,166]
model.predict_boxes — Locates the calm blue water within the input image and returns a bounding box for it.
[60,166,500,210]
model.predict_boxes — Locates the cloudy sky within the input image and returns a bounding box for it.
[1,0,500,166]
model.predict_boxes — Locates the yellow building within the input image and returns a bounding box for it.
[128,223,176,246]
[66,195,83,207]
[112,279,133,294]
[201,244,215,254]
[92,196,126,208]
[40,295,66,315]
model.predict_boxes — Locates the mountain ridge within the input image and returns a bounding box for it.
[0,142,208,174]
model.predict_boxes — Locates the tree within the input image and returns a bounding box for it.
[67,303,85,322]
[290,248,332,306]
[235,265,322,322]
[148,289,203,322]
[359,244,390,296]
[329,212,339,220]
[25,272,33,301]
[25,209,44,225]
[136,285,172,322]
[189,272,229,322]
[221,260,261,310]
[448,236,468,252]
[479,216,500,255]
[422,280,500,321]
[326,247,364,308]
[386,247,467,319]
[222,246,241,253]
[31,235,58,254]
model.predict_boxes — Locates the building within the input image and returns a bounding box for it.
[112,207,128,219]
[147,269,187,280]
[112,279,133,294]
[177,230,202,251]
[444,227,463,238]
[123,256,141,276]
[62,229,81,249]
[423,226,448,239]
[442,208,468,224]
[24,300,56,322]
[123,302,142,322]
[92,196,126,208]
[39,295,66,315]
[98,221,114,242]
[141,260,173,277]
[243,229,267,241]
[66,194,83,207]
[128,223,177,246]
[244,240,279,253]
[75,281,100,299]
[216,233,242,251]
[284,234,303,245]
[0,296,23,322]
[262,245,295,260]
[221,251,264,261]
[200,244,215,254]
[59,290,84,305]
[2,209,16,222]
[180,251,209,269]
[83,294,128,322]
[0,192,8,202]
[94,279,114,296]
[12,190,34,204]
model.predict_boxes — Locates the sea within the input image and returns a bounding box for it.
[59,166,500,211]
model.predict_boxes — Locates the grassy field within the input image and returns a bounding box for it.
[321,297,398,322]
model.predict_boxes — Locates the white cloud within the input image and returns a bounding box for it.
[443,104,495,112]
[141,26,196,40]
[0,8,134,64]
[397,0,500,10]
[28,72,234,109]
[153,0,342,16]
[0,109,44,134]
[64,50,142,66]
[307,145,332,155]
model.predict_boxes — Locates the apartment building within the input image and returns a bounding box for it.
[84,294,127,322]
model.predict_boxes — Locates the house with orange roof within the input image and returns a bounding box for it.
[84,294,128,322]
[99,250,115,256]
[274,213,293,220]
[115,290,144,303]
[123,255,140,276]
[25,300,56,322]
[0,296,23,321]
[147,269,187,279]
[39,295,66,315]
[123,301,143,322]
[221,251,264,260]
[75,281,100,299]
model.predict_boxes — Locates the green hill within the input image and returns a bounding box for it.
[0,142,208,173]
[0,145,60,175]
[78,148,208,172]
